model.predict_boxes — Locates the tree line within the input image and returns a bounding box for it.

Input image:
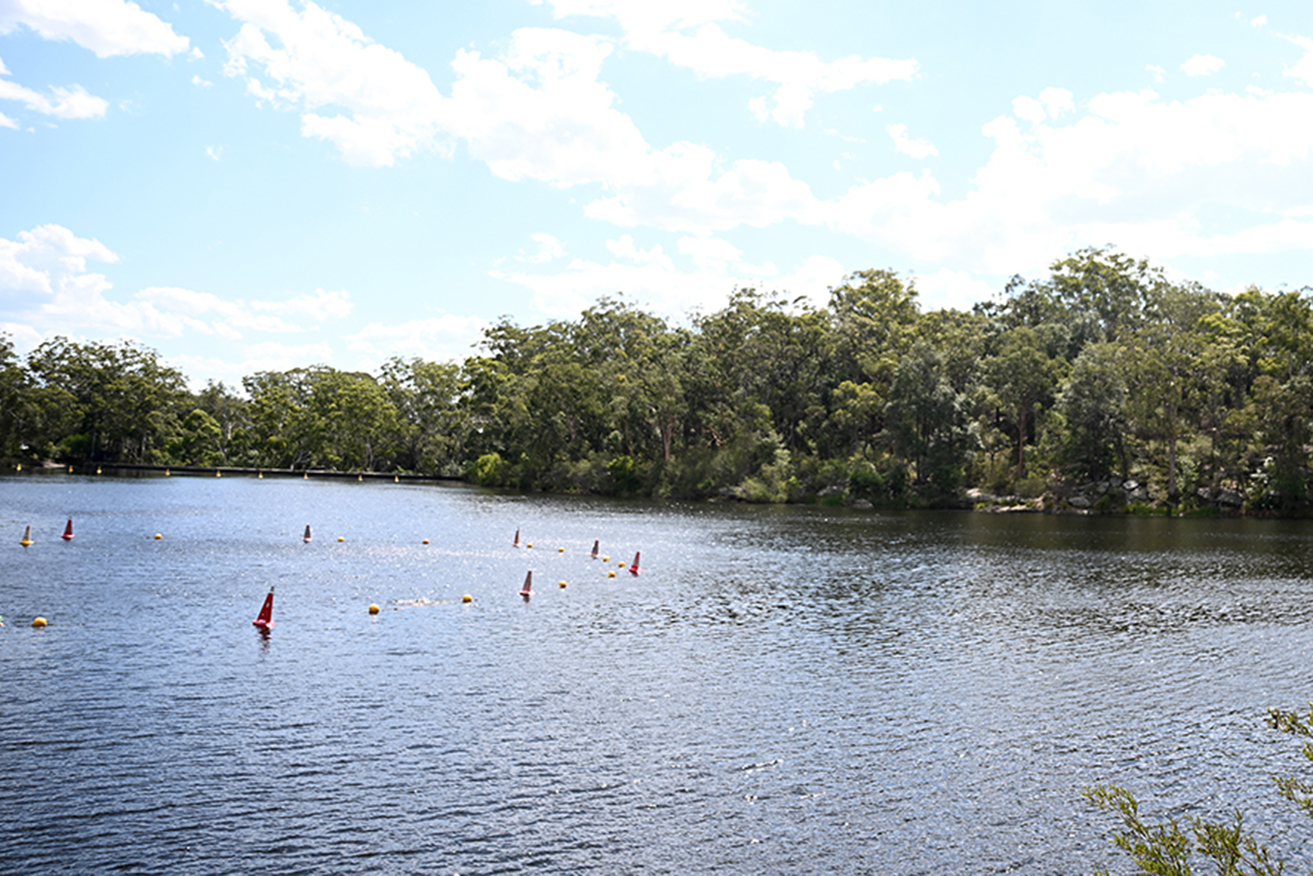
[3,246,1312,513]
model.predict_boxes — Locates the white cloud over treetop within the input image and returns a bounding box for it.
[0,224,357,347]
[0,0,190,57]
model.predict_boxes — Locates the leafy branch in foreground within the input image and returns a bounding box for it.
[1085,704,1313,876]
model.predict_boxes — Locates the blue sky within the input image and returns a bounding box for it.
[2,0,1312,388]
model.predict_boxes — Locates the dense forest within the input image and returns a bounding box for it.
[3,247,1313,515]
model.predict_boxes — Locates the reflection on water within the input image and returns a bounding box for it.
[1,475,1311,874]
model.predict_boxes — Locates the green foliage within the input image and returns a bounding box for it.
[7,251,1313,510]
[1086,703,1313,875]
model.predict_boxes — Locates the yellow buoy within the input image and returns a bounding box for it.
[67,465,73,473]
[20,525,33,547]
[258,472,263,478]
[154,533,162,540]
[526,542,533,548]
[165,469,171,476]
[368,603,380,615]
[394,475,399,483]
[357,474,362,482]
[558,547,564,553]
[216,470,221,477]
[422,539,429,545]
[607,570,616,578]
[337,536,344,542]
[31,616,47,628]
[602,556,609,562]
[559,580,567,588]
[618,560,626,567]
[462,594,472,603]
[96,466,102,475]
[303,472,308,479]
[15,463,21,471]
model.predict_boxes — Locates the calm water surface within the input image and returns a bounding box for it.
[1,473,1311,874]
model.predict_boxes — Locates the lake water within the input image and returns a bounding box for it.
[1,473,1311,874]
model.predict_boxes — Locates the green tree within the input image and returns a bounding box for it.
[1056,342,1128,481]
[981,326,1064,478]
[885,342,976,495]
[25,337,188,463]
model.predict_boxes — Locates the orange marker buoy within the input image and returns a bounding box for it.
[253,585,275,629]
[629,551,641,576]
[302,524,312,543]
[513,528,521,548]
[61,519,74,541]
[590,540,599,559]
[519,570,534,598]
[20,524,33,547]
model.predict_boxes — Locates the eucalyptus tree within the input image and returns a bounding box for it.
[1120,283,1224,499]
[885,342,976,495]
[25,337,187,463]
[1056,342,1128,481]
[379,356,464,473]
[981,326,1065,478]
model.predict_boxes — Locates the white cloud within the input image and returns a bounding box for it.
[515,233,564,264]
[532,0,915,128]
[495,231,842,317]
[912,268,996,312]
[192,74,212,87]
[216,0,448,167]
[0,69,108,119]
[0,0,190,58]
[1285,34,1313,87]
[1147,64,1165,83]
[1181,53,1225,76]
[251,287,353,320]
[1252,14,1268,27]
[0,224,359,349]
[823,87,1313,274]
[343,314,489,364]
[205,145,223,160]
[887,123,938,159]
[677,234,742,267]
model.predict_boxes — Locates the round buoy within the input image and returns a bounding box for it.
[558,547,564,553]
[602,556,609,562]
[368,603,380,615]
[337,536,344,542]
[526,542,533,548]
[154,533,162,540]
[559,580,567,588]
[422,539,429,545]
[462,594,472,603]
[32,616,47,627]
[618,560,626,567]
[607,570,616,578]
